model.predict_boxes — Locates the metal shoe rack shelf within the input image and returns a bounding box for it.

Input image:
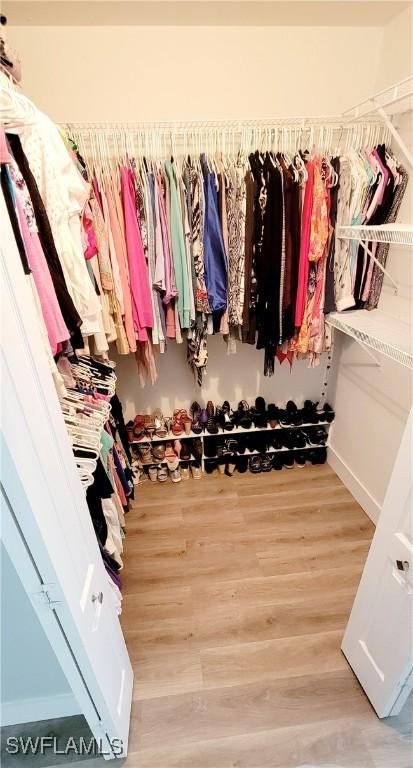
[131,420,331,472]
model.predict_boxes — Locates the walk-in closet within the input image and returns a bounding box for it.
[1,3,412,767]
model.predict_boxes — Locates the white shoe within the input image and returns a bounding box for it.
[180,464,190,480]
[170,468,182,483]
[191,462,202,480]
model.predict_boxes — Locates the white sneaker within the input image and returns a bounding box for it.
[180,464,190,480]
[170,468,182,483]
[191,462,202,480]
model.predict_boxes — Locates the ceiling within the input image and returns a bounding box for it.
[3,0,411,26]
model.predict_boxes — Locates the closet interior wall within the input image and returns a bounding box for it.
[9,13,412,496]
[328,111,413,524]
[2,2,412,730]
[327,4,413,525]
[8,20,386,419]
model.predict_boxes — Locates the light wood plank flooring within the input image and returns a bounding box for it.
[119,464,413,768]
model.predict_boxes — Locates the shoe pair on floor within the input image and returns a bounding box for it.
[204,455,237,476]
[148,460,202,483]
[278,400,335,427]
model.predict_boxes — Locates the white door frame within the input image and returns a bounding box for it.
[1,484,116,753]
[342,406,413,717]
[0,189,132,758]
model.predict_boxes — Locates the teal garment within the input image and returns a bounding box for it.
[100,428,114,480]
[165,160,191,329]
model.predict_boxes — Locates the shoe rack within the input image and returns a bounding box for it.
[131,420,332,474]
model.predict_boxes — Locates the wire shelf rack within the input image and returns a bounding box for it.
[337,224,413,247]
[326,311,413,370]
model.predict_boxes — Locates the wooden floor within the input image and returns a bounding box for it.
[120,464,413,768]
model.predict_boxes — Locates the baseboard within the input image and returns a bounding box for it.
[0,692,80,726]
[327,445,382,525]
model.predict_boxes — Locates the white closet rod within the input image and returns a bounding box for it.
[66,117,390,158]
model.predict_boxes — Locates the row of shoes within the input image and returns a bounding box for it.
[204,426,327,457]
[133,438,203,465]
[126,399,335,442]
[147,461,202,483]
[205,447,327,475]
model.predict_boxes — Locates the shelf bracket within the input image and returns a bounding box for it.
[359,239,398,295]
[355,341,382,368]
[375,105,413,170]
[331,327,382,369]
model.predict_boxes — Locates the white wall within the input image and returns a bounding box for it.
[1,544,80,726]
[11,24,384,122]
[374,4,413,89]
[328,107,413,523]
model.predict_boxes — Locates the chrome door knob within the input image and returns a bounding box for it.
[92,591,104,604]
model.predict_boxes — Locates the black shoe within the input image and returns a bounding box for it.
[300,400,320,425]
[292,430,307,449]
[236,436,247,454]
[279,401,302,427]
[281,429,296,450]
[317,403,335,423]
[236,455,248,473]
[311,447,327,464]
[220,401,236,431]
[267,403,279,427]
[305,427,327,446]
[271,454,283,470]
[270,433,284,451]
[236,400,251,428]
[203,437,217,458]
[283,451,295,469]
[192,438,203,461]
[206,400,215,418]
[252,434,268,454]
[225,454,237,476]
[180,441,192,461]
[204,459,217,474]
[215,439,226,458]
[249,455,262,473]
[295,452,307,468]
[226,437,239,454]
[206,416,219,435]
[250,397,268,428]
[260,455,272,472]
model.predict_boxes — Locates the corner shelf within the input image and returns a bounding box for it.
[337,224,413,247]
[204,444,326,459]
[326,310,413,370]
[130,421,331,445]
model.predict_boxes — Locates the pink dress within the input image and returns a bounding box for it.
[105,179,136,352]
[294,161,314,327]
[120,167,153,341]
[10,159,70,354]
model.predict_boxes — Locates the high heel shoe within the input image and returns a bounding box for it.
[191,401,203,434]
[221,401,235,431]
[153,408,168,438]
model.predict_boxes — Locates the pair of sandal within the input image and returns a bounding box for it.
[148,464,182,483]
[148,465,168,482]
[136,442,166,464]
[180,461,202,480]
[249,454,272,473]
[171,409,192,436]
[127,409,168,442]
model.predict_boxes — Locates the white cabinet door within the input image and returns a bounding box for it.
[342,407,413,717]
[0,191,133,757]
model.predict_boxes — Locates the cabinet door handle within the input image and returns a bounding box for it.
[92,591,103,604]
